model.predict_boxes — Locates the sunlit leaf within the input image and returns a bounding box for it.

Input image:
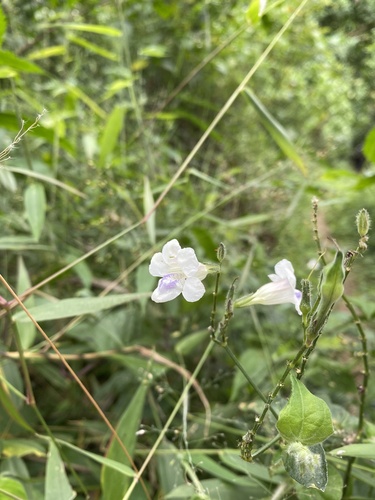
[16,256,36,349]
[143,176,156,244]
[98,105,126,167]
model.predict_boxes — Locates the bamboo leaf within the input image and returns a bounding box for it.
[101,383,149,499]
[24,182,47,241]
[0,50,44,74]
[243,88,307,174]
[45,440,76,500]
[98,105,126,167]
[13,292,150,323]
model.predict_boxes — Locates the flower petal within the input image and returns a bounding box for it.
[149,252,171,277]
[270,259,297,288]
[162,239,181,265]
[182,277,205,302]
[177,248,200,276]
[151,275,183,302]
[247,279,296,305]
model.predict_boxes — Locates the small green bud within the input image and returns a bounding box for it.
[356,208,371,238]
[319,251,345,308]
[216,242,226,263]
[300,279,312,317]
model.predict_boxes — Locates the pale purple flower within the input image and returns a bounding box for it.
[149,239,207,303]
[234,259,302,314]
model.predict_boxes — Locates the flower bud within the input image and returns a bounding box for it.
[356,208,371,238]
[216,242,226,263]
[319,251,345,308]
[300,279,312,318]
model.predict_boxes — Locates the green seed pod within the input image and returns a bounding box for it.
[356,208,371,238]
[300,279,312,317]
[216,242,227,263]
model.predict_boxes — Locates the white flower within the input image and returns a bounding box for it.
[149,239,207,303]
[234,259,302,314]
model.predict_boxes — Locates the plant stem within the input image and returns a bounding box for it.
[240,343,307,461]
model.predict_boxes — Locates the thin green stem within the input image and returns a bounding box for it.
[209,265,222,337]
[220,344,278,419]
[240,343,307,461]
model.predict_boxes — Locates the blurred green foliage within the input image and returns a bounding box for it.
[0,0,374,498]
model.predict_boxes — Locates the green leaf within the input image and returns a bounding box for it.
[0,168,17,192]
[0,368,33,432]
[243,88,307,174]
[0,477,27,500]
[16,256,36,349]
[24,182,47,241]
[67,34,119,61]
[330,443,375,459]
[363,127,375,163]
[45,440,76,500]
[283,442,328,491]
[98,105,127,167]
[277,376,334,446]
[143,176,156,244]
[295,464,343,500]
[13,292,150,323]
[1,438,46,458]
[0,235,50,251]
[0,50,44,74]
[101,383,149,499]
[45,22,122,37]
[54,437,135,477]
[27,45,66,60]
[0,5,7,47]
[156,440,186,495]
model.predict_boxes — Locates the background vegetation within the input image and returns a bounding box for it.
[0,0,374,498]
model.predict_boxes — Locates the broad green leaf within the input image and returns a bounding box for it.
[98,105,126,167]
[45,440,76,500]
[1,438,46,458]
[330,443,375,459]
[101,383,149,499]
[277,377,334,446]
[0,50,44,74]
[283,442,328,491]
[16,256,36,349]
[363,127,375,163]
[24,182,46,241]
[243,88,307,174]
[0,477,27,500]
[143,176,156,244]
[67,34,119,61]
[13,292,150,323]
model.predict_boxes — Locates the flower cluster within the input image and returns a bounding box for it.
[234,259,302,315]
[149,239,207,303]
